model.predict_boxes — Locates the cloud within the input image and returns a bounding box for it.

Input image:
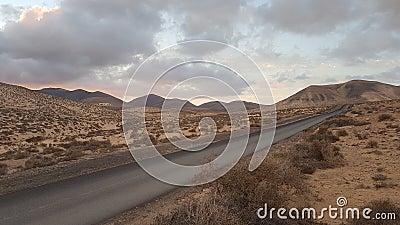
[258,0,363,34]
[0,0,163,86]
[0,4,24,25]
[326,28,400,63]
[172,0,248,42]
[346,66,400,84]
[275,70,310,83]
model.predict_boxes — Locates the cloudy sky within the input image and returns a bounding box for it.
[0,0,399,104]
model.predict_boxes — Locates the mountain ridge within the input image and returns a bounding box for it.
[277,80,400,108]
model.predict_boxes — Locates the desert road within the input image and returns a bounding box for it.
[0,105,349,225]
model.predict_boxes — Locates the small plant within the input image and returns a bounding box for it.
[378,114,393,122]
[65,149,84,161]
[0,163,7,175]
[25,155,56,169]
[355,133,368,140]
[336,129,348,137]
[372,174,387,181]
[366,140,379,148]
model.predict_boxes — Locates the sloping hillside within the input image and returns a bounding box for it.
[278,80,400,108]
[37,88,123,109]
[0,82,124,173]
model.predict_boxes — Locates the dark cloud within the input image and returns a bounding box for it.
[0,0,163,86]
[173,0,248,42]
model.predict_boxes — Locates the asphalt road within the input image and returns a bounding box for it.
[0,105,349,225]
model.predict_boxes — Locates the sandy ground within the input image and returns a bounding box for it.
[307,100,400,224]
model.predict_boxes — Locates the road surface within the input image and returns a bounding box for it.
[0,105,348,225]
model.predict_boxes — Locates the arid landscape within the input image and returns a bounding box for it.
[0,80,399,225]
[101,99,400,225]
[0,81,334,178]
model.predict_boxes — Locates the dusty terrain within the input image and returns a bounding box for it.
[101,99,400,225]
[307,100,400,224]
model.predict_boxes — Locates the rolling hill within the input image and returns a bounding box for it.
[278,80,400,108]
[36,88,123,109]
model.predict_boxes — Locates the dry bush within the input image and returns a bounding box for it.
[65,149,84,161]
[324,116,370,127]
[372,174,388,181]
[308,127,339,143]
[43,146,64,154]
[378,114,393,122]
[14,150,30,159]
[154,153,321,225]
[355,133,368,140]
[347,200,399,225]
[0,163,7,175]
[336,129,348,137]
[153,196,241,225]
[25,136,45,143]
[25,155,56,169]
[366,140,379,148]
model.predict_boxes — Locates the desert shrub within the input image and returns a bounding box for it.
[43,146,64,154]
[366,140,379,148]
[337,129,348,136]
[25,155,56,169]
[372,174,388,181]
[378,114,393,122]
[324,116,370,127]
[153,196,241,225]
[65,149,84,161]
[0,163,7,175]
[347,200,399,225]
[14,150,30,159]
[60,139,112,152]
[25,136,45,143]
[355,133,368,140]
[292,140,343,173]
[308,127,339,143]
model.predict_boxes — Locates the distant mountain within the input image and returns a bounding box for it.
[126,94,196,109]
[199,100,260,112]
[126,94,261,112]
[278,80,400,108]
[36,88,123,109]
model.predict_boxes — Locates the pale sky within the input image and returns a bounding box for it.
[0,0,399,104]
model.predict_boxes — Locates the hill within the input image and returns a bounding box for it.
[36,88,123,109]
[0,82,124,173]
[126,94,197,109]
[278,80,400,108]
